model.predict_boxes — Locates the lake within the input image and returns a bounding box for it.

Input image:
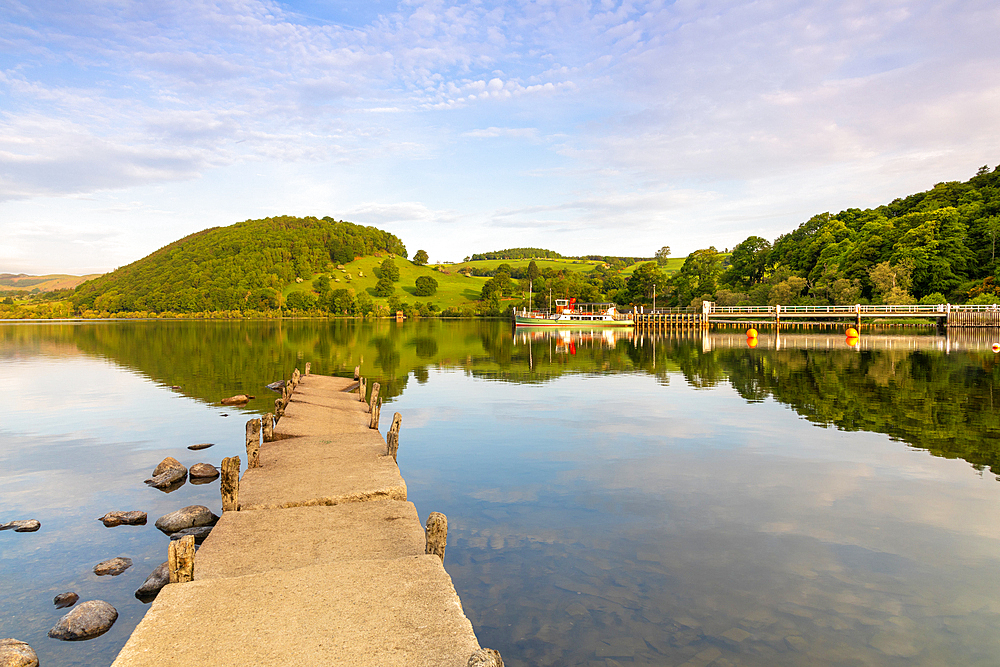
[2,319,999,666]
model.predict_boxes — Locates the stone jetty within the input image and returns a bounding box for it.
[112,370,498,666]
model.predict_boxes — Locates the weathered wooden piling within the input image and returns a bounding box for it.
[304,362,311,376]
[354,365,360,380]
[262,413,274,442]
[246,418,261,468]
[468,648,505,667]
[274,397,284,419]
[358,377,367,402]
[368,382,381,429]
[292,368,301,388]
[220,456,240,512]
[386,412,402,461]
[425,512,447,562]
[167,535,195,583]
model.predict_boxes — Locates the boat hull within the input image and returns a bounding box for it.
[515,315,633,328]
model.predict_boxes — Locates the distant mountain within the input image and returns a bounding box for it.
[72,216,406,313]
[0,273,101,292]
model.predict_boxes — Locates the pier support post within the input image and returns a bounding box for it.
[168,535,195,584]
[262,413,274,442]
[368,383,381,429]
[274,398,284,419]
[468,648,504,667]
[425,512,447,562]
[245,418,261,468]
[292,368,300,388]
[354,365,360,380]
[358,377,367,402]
[304,361,311,376]
[221,456,240,512]
[386,412,402,461]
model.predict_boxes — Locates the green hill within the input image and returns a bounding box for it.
[72,216,407,313]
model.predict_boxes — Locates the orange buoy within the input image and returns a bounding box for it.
[846,336,859,347]
[993,343,1000,353]
[747,337,758,348]
[846,327,858,337]
[746,328,758,338]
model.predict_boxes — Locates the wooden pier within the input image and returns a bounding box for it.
[112,368,501,667]
[635,303,1000,329]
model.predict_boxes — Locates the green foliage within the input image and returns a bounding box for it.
[72,216,406,314]
[414,276,438,296]
[471,248,562,260]
[379,258,400,282]
[412,249,429,266]
[374,276,395,297]
[655,246,671,266]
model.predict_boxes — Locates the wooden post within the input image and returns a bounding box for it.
[368,382,381,429]
[354,365,360,380]
[262,413,274,442]
[292,368,300,387]
[245,418,261,468]
[468,648,504,667]
[168,535,195,583]
[425,512,447,562]
[221,456,240,512]
[358,377,367,402]
[386,412,402,461]
[274,397,284,419]
[304,361,311,376]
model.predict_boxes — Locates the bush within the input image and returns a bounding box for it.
[374,277,395,297]
[414,276,438,296]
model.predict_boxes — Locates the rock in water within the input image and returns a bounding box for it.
[265,381,284,391]
[135,562,169,601]
[97,511,147,527]
[144,467,187,489]
[155,505,218,534]
[0,638,38,667]
[94,557,133,576]
[189,463,219,479]
[53,592,79,609]
[152,457,185,476]
[48,600,118,641]
[169,525,213,544]
[220,394,249,405]
[188,443,214,450]
[0,520,41,533]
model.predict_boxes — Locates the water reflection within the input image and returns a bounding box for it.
[3,321,1000,666]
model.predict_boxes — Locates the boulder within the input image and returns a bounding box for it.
[168,525,213,544]
[53,592,79,609]
[135,562,169,601]
[0,520,40,533]
[97,511,147,527]
[0,638,38,667]
[48,600,118,641]
[189,463,219,479]
[152,457,185,476]
[187,443,214,450]
[144,467,186,489]
[155,505,218,534]
[221,395,249,405]
[94,557,133,576]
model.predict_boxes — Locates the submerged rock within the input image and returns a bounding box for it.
[53,592,79,609]
[0,520,40,533]
[48,600,118,641]
[265,381,284,391]
[97,511,147,527]
[220,395,250,405]
[169,525,213,544]
[144,467,186,489]
[0,638,38,667]
[135,562,170,601]
[188,443,214,450]
[153,457,185,476]
[189,463,219,479]
[94,557,133,576]
[155,505,218,534]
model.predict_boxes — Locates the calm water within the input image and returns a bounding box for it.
[2,320,1000,666]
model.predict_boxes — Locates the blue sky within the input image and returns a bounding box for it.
[2,0,999,274]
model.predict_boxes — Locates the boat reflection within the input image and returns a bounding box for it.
[513,327,634,353]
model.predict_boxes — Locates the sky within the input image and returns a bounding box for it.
[2,0,999,274]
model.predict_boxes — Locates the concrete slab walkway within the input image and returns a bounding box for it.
[112,369,489,667]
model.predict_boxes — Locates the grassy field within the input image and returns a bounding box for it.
[285,254,491,310]
[0,273,102,292]
[433,258,605,274]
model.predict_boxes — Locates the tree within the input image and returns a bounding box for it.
[374,276,395,297]
[868,260,914,303]
[626,262,666,304]
[527,260,540,282]
[414,276,438,296]
[413,249,429,266]
[655,246,671,266]
[724,236,771,289]
[379,258,400,282]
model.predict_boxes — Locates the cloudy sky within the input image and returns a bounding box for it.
[2,0,999,274]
